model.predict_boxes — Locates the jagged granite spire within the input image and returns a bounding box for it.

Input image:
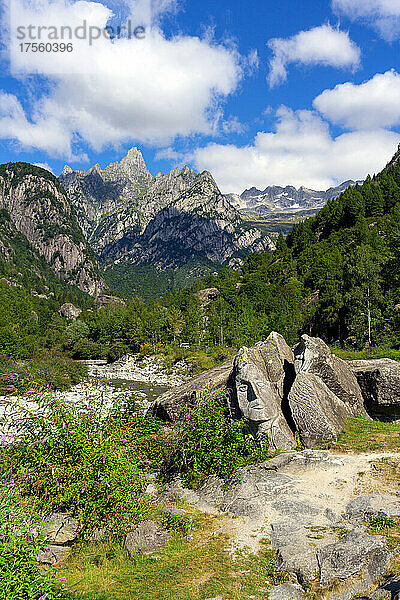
[386,143,400,169]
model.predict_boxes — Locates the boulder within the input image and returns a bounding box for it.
[288,372,352,447]
[318,530,391,597]
[294,335,364,414]
[59,303,82,320]
[196,288,219,309]
[276,543,319,582]
[345,495,400,525]
[42,513,80,545]
[233,332,295,450]
[269,584,306,600]
[348,358,400,420]
[151,359,234,422]
[36,544,71,565]
[123,521,170,556]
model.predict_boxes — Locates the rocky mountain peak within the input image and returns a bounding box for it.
[387,143,400,169]
[61,165,73,177]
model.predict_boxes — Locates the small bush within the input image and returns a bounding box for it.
[0,353,87,393]
[158,388,270,487]
[369,515,396,532]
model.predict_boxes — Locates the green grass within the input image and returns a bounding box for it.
[156,346,237,376]
[57,513,284,600]
[330,418,400,453]
[331,347,400,362]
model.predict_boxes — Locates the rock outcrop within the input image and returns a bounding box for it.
[172,450,395,599]
[348,358,400,420]
[59,303,82,320]
[152,359,234,422]
[0,163,105,296]
[318,530,391,599]
[233,333,295,450]
[151,332,400,449]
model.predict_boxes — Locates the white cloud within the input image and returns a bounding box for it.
[0,92,73,156]
[1,0,243,157]
[267,24,361,87]
[332,0,400,40]
[34,162,55,174]
[154,147,183,161]
[314,70,400,130]
[192,107,399,193]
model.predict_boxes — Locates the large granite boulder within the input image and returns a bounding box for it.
[123,521,170,556]
[233,332,295,450]
[348,358,400,420]
[294,335,364,414]
[151,359,234,422]
[318,530,391,600]
[288,372,353,447]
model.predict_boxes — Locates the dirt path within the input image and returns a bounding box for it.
[174,450,400,554]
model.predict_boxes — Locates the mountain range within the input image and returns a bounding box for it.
[0,147,372,303]
[226,180,363,215]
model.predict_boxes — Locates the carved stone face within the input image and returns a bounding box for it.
[235,360,278,423]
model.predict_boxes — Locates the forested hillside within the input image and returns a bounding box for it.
[57,146,400,361]
[1,147,400,362]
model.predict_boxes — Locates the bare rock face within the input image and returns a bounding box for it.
[294,335,364,414]
[288,372,353,447]
[123,521,170,556]
[233,332,295,450]
[348,358,400,420]
[151,359,234,422]
[59,303,82,320]
[0,163,105,296]
[318,530,391,600]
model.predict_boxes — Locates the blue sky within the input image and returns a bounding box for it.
[1,0,400,192]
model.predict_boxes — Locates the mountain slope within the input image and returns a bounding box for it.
[60,149,273,297]
[185,145,400,349]
[0,163,105,297]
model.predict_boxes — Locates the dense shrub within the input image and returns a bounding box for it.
[1,388,151,533]
[157,388,270,487]
[0,484,65,600]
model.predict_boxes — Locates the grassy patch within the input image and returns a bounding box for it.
[331,347,400,362]
[58,514,284,600]
[329,418,400,453]
[156,346,237,376]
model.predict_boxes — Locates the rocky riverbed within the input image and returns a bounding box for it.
[86,354,191,386]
